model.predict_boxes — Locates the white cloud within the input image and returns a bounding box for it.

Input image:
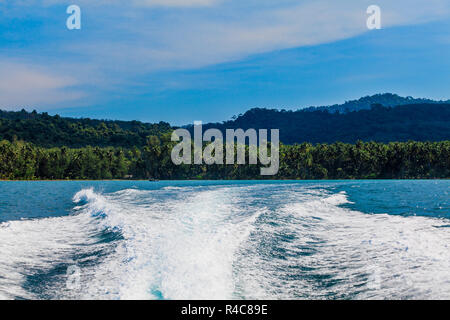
[1,0,449,108]
[7,0,450,73]
[0,61,85,110]
[75,0,448,71]
[133,0,219,7]
[37,0,220,7]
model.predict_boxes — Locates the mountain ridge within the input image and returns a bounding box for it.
[301,93,450,113]
[1,94,449,147]
[197,102,450,144]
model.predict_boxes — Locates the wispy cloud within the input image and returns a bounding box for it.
[132,0,219,7]
[57,0,450,71]
[0,61,84,110]
[4,0,449,72]
[0,0,449,111]
[37,0,220,7]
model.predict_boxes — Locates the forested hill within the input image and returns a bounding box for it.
[198,103,450,145]
[303,93,450,113]
[0,109,172,148]
[1,102,450,147]
[1,103,449,180]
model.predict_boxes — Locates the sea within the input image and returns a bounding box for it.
[0,180,449,300]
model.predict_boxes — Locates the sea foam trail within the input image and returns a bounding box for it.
[235,190,450,299]
[1,184,450,300]
[74,186,264,300]
[0,190,108,299]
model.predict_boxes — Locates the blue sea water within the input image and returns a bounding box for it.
[0,180,449,299]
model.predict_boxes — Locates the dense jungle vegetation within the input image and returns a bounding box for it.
[0,139,448,180]
[0,101,449,180]
[2,103,450,148]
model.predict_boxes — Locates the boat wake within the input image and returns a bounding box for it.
[1,184,449,299]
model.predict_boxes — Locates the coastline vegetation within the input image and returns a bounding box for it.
[1,104,449,180]
[2,102,450,148]
[1,138,448,180]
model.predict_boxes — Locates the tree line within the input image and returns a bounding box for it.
[1,138,449,180]
[196,103,450,144]
[2,102,450,148]
[0,109,172,148]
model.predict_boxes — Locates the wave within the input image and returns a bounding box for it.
[161,186,184,191]
[1,184,450,300]
[0,201,106,299]
[235,190,450,299]
[72,186,266,299]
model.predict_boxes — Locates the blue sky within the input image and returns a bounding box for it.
[0,0,449,124]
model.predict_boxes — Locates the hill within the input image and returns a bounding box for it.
[0,100,449,180]
[0,109,172,148]
[303,93,450,113]
[1,98,450,148]
[197,103,450,144]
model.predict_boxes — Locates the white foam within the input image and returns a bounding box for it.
[1,184,450,300]
[235,190,450,299]
[76,187,264,300]
[0,209,104,299]
[161,186,184,190]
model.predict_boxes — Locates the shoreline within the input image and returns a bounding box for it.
[0,178,448,182]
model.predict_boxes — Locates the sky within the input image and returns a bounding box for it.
[0,0,449,124]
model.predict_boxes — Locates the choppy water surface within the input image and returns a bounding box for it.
[0,180,449,299]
